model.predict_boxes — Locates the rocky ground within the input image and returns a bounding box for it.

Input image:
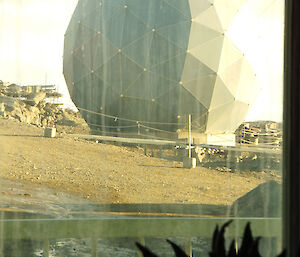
[0,117,281,207]
[0,81,282,208]
[0,82,89,134]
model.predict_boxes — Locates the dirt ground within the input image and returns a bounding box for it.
[0,117,281,206]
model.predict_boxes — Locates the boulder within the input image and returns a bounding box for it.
[0,95,16,105]
[230,180,281,217]
[0,82,88,130]
[24,106,41,125]
[41,118,48,127]
[6,84,22,94]
[37,101,46,109]
[5,100,22,117]
[0,103,4,113]
[25,91,46,106]
[56,111,77,126]
[4,103,16,113]
[12,109,24,122]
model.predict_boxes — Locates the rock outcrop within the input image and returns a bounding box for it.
[0,80,88,132]
[230,180,281,217]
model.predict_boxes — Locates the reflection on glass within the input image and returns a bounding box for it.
[0,0,283,256]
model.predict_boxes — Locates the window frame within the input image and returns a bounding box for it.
[283,0,300,256]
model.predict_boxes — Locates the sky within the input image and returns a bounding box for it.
[0,0,77,107]
[227,0,284,122]
[0,0,284,122]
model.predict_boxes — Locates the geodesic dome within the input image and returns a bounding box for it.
[63,0,259,134]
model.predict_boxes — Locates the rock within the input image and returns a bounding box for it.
[39,108,45,115]
[20,105,39,124]
[25,91,46,106]
[0,80,89,131]
[6,101,24,122]
[230,180,281,217]
[5,102,17,112]
[26,105,40,115]
[56,115,77,126]
[41,118,48,127]
[24,110,40,125]
[3,100,42,125]
[0,103,4,113]
[37,101,46,110]
[6,84,22,96]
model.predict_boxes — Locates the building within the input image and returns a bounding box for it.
[63,0,259,144]
[22,85,56,94]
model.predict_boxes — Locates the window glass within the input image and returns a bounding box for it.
[0,0,284,256]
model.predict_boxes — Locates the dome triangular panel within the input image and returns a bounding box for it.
[122,9,152,48]
[193,6,224,33]
[219,57,243,96]
[188,22,222,49]
[122,32,154,68]
[121,55,145,92]
[218,37,244,71]
[182,75,216,109]
[149,53,187,82]
[149,33,186,67]
[189,36,224,71]
[209,76,235,110]
[181,53,215,82]
[236,59,260,104]
[188,0,212,18]
[156,21,191,49]
[162,0,191,17]
[101,8,126,49]
[94,54,122,95]
[206,101,249,133]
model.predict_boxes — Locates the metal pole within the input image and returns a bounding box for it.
[91,238,98,257]
[137,122,140,136]
[42,239,49,257]
[184,238,193,257]
[188,114,191,158]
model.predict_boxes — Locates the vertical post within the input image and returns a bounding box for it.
[0,211,4,257]
[188,114,192,158]
[42,239,49,257]
[137,122,140,136]
[159,146,162,158]
[235,240,239,254]
[184,238,192,257]
[45,72,47,85]
[91,238,98,257]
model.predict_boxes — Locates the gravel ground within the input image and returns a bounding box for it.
[0,118,280,206]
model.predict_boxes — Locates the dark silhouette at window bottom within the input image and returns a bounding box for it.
[136,221,287,257]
